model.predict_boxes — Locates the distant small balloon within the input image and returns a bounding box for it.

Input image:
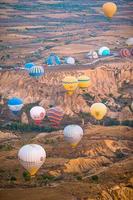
[98,47,110,56]
[78,75,91,90]
[29,66,44,78]
[25,63,35,71]
[102,2,117,19]
[120,49,131,57]
[126,38,133,46]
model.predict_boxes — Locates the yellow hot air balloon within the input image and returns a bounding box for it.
[102,2,117,19]
[62,76,78,95]
[78,75,91,90]
[90,103,107,120]
[18,144,46,176]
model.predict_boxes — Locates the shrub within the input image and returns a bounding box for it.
[115,149,125,159]
[76,175,82,181]
[10,176,17,181]
[0,144,13,151]
[23,171,31,181]
[91,175,99,182]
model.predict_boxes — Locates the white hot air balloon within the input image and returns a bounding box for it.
[64,125,83,148]
[66,57,75,65]
[126,38,133,46]
[18,144,46,176]
[30,106,46,125]
[131,101,133,111]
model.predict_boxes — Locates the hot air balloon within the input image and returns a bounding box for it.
[62,76,78,95]
[8,97,23,115]
[120,48,131,57]
[47,106,64,128]
[29,66,44,78]
[65,57,75,65]
[25,62,35,71]
[102,2,117,19]
[86,51,98,59]
[131,102,133,111]
[64,125,83,148]
[90,103,107,120]
[130,48,133,56]
[98,47,110,56]
[30,106,46,125]
[126,38,133,47]
[18,144,46,176]
[78,75,91,90]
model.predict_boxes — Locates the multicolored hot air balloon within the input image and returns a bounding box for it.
[25,62,35,71]
[102,2,117,19]
[64,125,83,148]
[120,48,131,57]
[90,103,107,120]
[47,106,64,128]
[30,106,46,125]
[8,97,23,115]
[18,144,46,176]
[62,76,78,95]
[98,47,110,56]
[29,66,44,78]
[78,75,91,90]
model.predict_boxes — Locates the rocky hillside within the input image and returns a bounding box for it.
[0,60,133,123]
[0,125,133,199]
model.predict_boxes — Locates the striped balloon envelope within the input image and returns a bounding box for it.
[47,106,64,128]
[120,48,131,57]
[130,48,133,56]
[29,66,44,78]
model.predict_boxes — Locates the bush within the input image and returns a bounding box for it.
[10,176,17,181]
[23,171,31,181]
[76,175,82,181]
[0,144,13,151]
[115,149,125,159]
[91,175,99,182]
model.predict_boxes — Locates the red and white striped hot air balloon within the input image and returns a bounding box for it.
[120,48,131,57]
[47,106,64,128]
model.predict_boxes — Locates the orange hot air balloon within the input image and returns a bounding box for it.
[102,2,117,19]
[47,106,64,128]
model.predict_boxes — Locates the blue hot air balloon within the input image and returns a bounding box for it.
[8,97,23,115]
[46,53,61,66]
[25,62,35,71]
[29,66,44,78]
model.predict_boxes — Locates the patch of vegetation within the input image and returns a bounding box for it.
[0,144,13,151]
[38,173,56,185]
[76,175,82,181]
[104,118,120,126]
[115,149,125,159]
[91,175,99,183]
[23,171,31,181]
[0,122,57,133]
[10,176,17,182]
[122,120,133,127]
